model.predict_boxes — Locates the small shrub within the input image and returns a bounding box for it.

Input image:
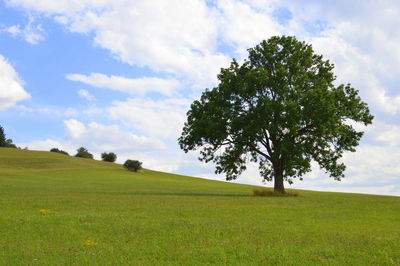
[75,147,93,159]
[253,188,298,197]
[101,152,117,162]
[50,148,69,156]
[123,159,142,172]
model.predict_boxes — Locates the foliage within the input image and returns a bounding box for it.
[101,152,117,162]
[50,148,69,156]
[0,125,16,148]
[179,36,373,193]
[123,159,142,172]
[75,147,94,159]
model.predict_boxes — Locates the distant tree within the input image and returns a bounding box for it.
[123,159,142,172]
[0,126,16,148]
[179,36,373,193]
[75,147,94,159]
[50,148,69,156]
[0,126,6,147]
[101,152,117,162]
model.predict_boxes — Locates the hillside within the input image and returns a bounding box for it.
[0,148,399,265]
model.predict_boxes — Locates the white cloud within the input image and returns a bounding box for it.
[279,1,400,115]
[7,0,400,109]
[367,121,400,147]
[0,54,30,110]
[63,119,166,152]
[64,119,85,139]
[216,0,282,57]
[19,139,75,155]
[7,0,230,87]
[311,33,400,115]
[73,0,226,86]
[22,20,44,44]
[68,73,180,96]
[3,25,21,36]
[1,16,44,44]
[77,89,95,101]
[108,97,190,139]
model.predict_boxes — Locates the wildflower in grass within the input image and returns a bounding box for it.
[39,209,51,215]
[84,240,97,246]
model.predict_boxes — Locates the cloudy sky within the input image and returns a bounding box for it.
[0,0,399,196]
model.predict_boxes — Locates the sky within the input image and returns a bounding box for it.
[0,0,399,196]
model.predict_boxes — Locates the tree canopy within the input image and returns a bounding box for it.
[123,159,142,172]
[50,148,69,156]
[75,147,94,159]
[0,125,16,148]
[101,152,117,162]
[179,36,373,193]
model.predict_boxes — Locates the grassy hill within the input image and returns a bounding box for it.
[0,148,399,265]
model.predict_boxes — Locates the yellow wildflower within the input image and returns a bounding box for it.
[84,240,97,246]
[39,209,51,215]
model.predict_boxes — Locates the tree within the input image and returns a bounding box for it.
[123,159,142,172]
[75,147,93,159]
[0,126,16,148]
[50,148,69,156]
[179,36,373,193]
[101,152,117,162]
[0,126,6,147]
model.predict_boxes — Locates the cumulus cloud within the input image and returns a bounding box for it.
[366,121,400,147]
[7,1,400,113]
[285,1,400,115]
[0,54,30,110]
[68,73,180,96]
[311,33,400,115]
[7,0,230,87]
[63,119,166,152]
[108,97,190,139]
[216,0,282,57]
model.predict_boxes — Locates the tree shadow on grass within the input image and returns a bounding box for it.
[77,190,252,198]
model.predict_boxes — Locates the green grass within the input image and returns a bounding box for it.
[0,148,399,265]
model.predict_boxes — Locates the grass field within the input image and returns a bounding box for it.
[0,148,399,265]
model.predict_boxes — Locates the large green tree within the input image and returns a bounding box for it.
[179,36,373,193]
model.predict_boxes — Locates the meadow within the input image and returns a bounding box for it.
[0,148,399,265]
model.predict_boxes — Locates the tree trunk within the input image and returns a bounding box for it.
[274,169,285,193]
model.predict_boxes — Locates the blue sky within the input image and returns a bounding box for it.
[0,0,399,196]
